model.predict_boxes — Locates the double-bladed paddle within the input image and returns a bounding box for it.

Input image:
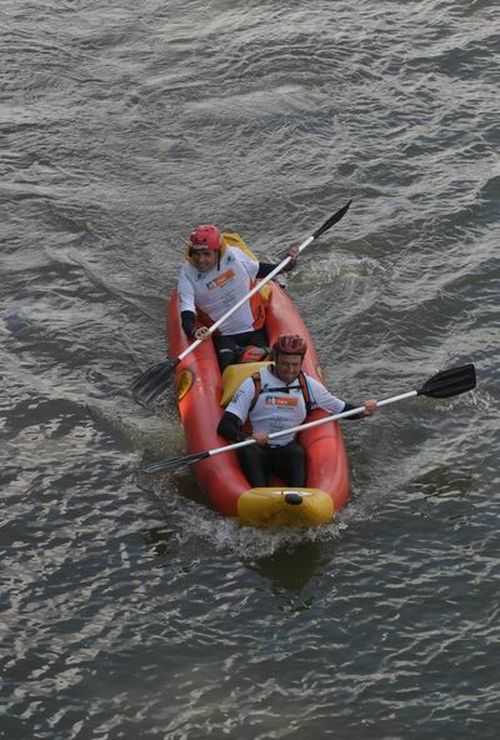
[141,363,477,475]
[130,201,352,403]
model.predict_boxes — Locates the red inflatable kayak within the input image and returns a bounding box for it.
[166,235,350,527]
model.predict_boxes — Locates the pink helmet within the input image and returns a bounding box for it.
[188,224,221,251]
[272,334,307,357]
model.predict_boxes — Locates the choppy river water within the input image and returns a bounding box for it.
[1,1,499,738]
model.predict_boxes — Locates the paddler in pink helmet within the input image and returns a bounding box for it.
[178,224,299,371]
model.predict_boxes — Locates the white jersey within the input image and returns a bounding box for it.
[225,365,346,446]
[178,246,261,336]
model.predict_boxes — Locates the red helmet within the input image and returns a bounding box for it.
[272,334,307,357]
[188,224,221,251]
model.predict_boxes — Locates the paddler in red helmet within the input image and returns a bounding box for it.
[178,224,299,371]
[217,334,377,488]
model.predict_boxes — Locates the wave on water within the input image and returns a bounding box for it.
[140,473,373,562]
[2,0,499,737]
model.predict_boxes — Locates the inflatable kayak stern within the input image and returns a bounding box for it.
[237,487,334,528]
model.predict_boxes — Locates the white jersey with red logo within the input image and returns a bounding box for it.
[178,246,261,335]
[225,365,346,446]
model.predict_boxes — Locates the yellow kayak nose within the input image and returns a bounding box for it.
[237,487,334,528]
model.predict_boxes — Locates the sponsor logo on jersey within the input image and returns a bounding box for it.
[264,395,299,408]
[206,269,236,290]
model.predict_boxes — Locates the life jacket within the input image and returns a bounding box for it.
[249,370,313,414]
[237,345,271,364]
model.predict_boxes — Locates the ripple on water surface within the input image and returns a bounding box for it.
[1,0,499,738]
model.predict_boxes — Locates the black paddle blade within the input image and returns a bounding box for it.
[312,200,352,240]
[130,358,179,402]
[418,364,476,399]
[142,450,210,475]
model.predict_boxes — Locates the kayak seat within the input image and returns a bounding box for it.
[220,361,272,407]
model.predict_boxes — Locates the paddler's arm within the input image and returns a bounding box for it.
[342,400,378,419]
[181,311,210,341]
[217,411,247,442]
[181,310,197,338]
[179,272,210,338]
[217,413,269,447]
[307,377,377,419]
[256,243,300,277]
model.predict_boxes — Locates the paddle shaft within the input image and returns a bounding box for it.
[142,363,476,474]
[176,236,315,363]
[201,390,418,460]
